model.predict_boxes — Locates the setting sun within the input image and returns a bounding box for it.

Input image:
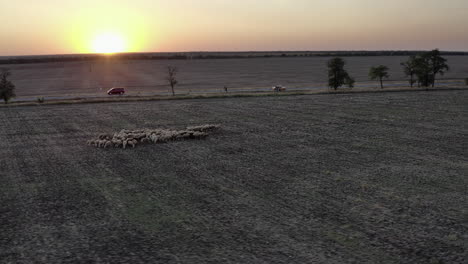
[64,4,150,54]
[92,33,126,54]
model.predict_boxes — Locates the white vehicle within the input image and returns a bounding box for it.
[272,85,286,92]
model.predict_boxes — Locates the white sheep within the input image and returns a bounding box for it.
[128,139,137,148]
[98,140,104,148]
[187,124,221,132]
[89,125,220,149]
[104,141,112,148]
[113,140,123,148]
[150,134,159,143]
[193,132,208,139]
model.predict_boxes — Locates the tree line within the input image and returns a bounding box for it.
[1,50,466,65]
[328,49,450,90]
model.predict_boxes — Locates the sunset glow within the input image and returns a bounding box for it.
[0,0,467,55]
[63,2,150,55]
[91,33,126,54]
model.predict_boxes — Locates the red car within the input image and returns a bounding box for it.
[107,87,125,95]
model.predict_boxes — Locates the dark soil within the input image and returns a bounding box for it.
[0,90,467,263]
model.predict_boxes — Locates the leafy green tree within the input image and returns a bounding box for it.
[0,68,16,104]
[369,65,389,89]
[426,49,449,87]
[401,56,418,88]
[166,66,178,96]
[327,57,354,90]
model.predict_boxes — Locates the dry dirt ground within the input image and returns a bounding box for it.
[0,90,467,263]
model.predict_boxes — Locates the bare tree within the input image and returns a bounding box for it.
[166,66,178,96]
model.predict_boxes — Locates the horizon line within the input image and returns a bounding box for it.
[2,49,468,58]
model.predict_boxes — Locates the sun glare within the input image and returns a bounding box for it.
[92,33,126,54]
[66,6,150,54]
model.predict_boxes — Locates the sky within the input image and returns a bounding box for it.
[0,0,467,55]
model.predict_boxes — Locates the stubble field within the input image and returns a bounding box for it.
[0,90,467,263]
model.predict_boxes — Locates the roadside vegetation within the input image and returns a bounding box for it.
[327,57,355,90]
[401,49,449,89]
[330,49,450,91]
[369,65,390,89]
[401,55,418,88]
[0,68,16,103]
[166,66,178,96]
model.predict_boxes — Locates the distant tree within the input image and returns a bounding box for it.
[327,57,355,90]
[346,76,355,88]
[0,68,16,104]
[413,55,432,88]
[166,66,178,96]
[401,56,418,88]
[409,49,450,90]
[369,65,389,89]
[426,49,449,87]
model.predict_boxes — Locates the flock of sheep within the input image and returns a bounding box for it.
[87,124,221,149]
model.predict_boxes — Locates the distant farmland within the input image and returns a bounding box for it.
[4,56,468,99]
